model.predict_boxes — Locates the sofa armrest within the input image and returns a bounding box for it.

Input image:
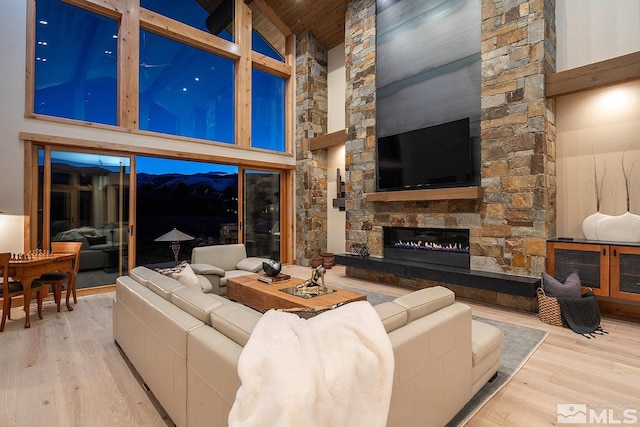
[191,263,225,276]
[235,257,264,273]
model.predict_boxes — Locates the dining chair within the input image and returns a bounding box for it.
[39,242,82,312]
[1,252,45,332]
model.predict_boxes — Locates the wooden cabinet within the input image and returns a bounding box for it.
[547,240,640,302]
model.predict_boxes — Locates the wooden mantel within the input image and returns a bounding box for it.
[365,186,483,202]
[546,51,640,98]
[309,129,345,151]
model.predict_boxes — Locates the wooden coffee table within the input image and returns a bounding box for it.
[226,274,367,313]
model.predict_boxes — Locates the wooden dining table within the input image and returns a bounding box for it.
[7,253,76,328]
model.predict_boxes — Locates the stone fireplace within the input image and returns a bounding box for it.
[384,227,470,268]
[296,0,556,311]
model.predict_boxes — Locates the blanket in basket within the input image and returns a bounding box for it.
[557,290,607,338]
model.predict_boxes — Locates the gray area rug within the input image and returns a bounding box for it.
[330,284,396,306]
[330,283,548,427]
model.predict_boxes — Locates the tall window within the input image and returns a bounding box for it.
[141,0,235,41]
[252,69,285,151]
[138,30,235,143]
[250,2,285,62]
[34,0,118,125]
[31,0,290,153]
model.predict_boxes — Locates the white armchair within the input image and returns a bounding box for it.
[190,244,264,296]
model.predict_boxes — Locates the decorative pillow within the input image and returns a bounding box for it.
[86,235,107,246]
[172,263,202,290]
[190,263,225,276]
[155,260,188,276]
[542,272,581,298]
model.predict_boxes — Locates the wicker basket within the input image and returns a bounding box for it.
[537,287,594,327]
[536,287,563,327]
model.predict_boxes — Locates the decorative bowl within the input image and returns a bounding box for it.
[262,259,282,276]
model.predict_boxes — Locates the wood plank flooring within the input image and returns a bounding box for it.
[0,265,638,426]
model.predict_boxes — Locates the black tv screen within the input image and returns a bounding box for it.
[376,118,478,191]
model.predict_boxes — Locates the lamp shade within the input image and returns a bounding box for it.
[155,228,195,242]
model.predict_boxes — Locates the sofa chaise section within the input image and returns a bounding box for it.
[113,275,204,427]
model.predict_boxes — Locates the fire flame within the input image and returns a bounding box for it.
[394,240,469,253]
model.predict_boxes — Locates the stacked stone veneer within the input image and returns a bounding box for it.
[295,30,329,265]
[339,0,556,308]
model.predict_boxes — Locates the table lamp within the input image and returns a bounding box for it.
[154,228,195,264]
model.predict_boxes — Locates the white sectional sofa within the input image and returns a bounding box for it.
[113,266,504,427]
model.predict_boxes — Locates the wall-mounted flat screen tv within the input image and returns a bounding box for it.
[376,117,479,191]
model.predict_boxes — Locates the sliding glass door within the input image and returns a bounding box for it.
[40,149,131,288]
[31,147,291,287]
[135,157,238,267]
[243,170,280,260]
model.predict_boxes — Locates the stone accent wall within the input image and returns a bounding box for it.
[295,30,329,266]
[476,0,557,276]
[342,0,556,293]
[344,0,378,252]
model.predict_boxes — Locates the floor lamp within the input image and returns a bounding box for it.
[154,228,195,265]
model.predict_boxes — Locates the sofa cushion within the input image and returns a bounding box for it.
[171,287,229,324]
[129,266,154,286]
[393,286,455,323]
[191,263,225,276]
[147,274,185,300]
[86,235,107,246]
[210,303,262,347]
[471,320,504,366]
[235,257,264,273]
[374,302,408,333]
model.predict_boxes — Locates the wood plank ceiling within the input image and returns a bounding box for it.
[261,0,349,49]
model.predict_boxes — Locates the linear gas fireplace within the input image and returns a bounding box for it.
[383,227,470,268]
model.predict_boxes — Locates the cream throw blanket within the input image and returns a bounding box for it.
[228,301,394,427]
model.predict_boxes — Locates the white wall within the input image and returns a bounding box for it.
[326,43,347,254]
[0,0,295,254]
[556,0,640,71]
[327,43,346,133]
[556,80,640,237]
[555,1,640,238]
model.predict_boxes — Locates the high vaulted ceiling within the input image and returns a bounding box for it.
[262,0,349,50]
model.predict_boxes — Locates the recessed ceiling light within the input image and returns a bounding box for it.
[39,20,48,25]
[182,87,188,92]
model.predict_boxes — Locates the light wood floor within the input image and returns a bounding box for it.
[1,265,638,426]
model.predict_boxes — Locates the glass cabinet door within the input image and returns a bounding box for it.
[611,246,640,302]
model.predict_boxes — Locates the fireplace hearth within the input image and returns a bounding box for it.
[384,227,470,268]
